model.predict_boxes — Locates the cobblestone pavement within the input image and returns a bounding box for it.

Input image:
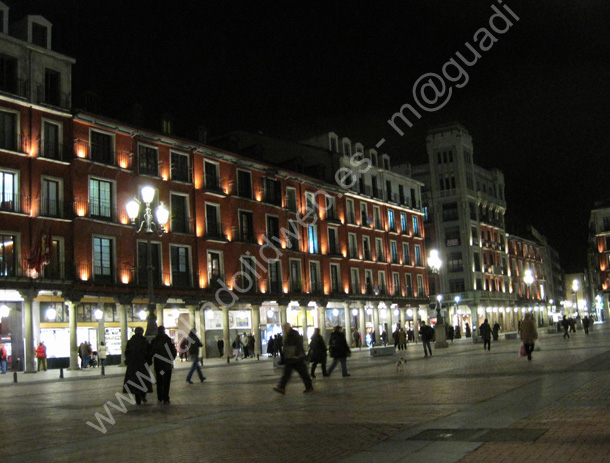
[2,325,610,463]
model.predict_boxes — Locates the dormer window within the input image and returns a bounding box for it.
[32,22,48,48]
[329,133,339,152]
[342,138,351,156]
[382,156,390,170]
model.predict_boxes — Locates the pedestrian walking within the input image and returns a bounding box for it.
[267,336,275,357]
[562,315,570,339]
[242,332,250,358]
[419,321,434,357]
[179,338,189,362]
[98,341,107,368]
[352,329,361,348]
[123,326,153,405]
[583,316,590,335]
[465,322,471,338]
[308,327,328,378]
[392,326,400,350]
[0,343,7,374]
[35,341,47,371]
[185,328,205,384]
[217,337,224,357]
[248,333,255,358]
[327,325,351,377]
[398,327,407,350]
[520,312,538,361]
[479,319,492,351]
[446,324,455,343]
[232,334,243,360]
[492,322,500,341]
[150,326,177,404]
[273,323,313,394]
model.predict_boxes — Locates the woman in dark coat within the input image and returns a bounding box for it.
[327,325,351,377]
[123,326,153,405]
[309,328,328,378]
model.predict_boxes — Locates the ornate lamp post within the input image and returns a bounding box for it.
[454,295,460,327]
[428,249,448,348]
[126,186,169,337]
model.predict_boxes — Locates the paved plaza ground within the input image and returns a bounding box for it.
[2,323,610,463]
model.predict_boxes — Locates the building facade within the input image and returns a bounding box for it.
[0,9,430,370]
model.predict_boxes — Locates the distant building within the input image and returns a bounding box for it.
[587,200,610,320]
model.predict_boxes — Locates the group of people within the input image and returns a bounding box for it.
[232,332,256,360]
[267,333,284,357]
[273,323,352,394]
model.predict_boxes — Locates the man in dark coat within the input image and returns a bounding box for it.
[217,337,224,357]
[186,328,205,383]
[479,318,492,351]
[150,326,177,404]
[123,326,153,405]
[492,322,500,341]
[327,325,351,377]
[419,321,434,358]
[308,327,328,378]
[273,323,313,394]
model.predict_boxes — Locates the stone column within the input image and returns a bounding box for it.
[193,305,205,358]
[21,290,36,373]
[300,304,308,338]
[372,304,380,345]
[358,305,366,347]
[400,307,406,330]
[120,303,130,366]
[251,305,261,356]
[222,307,230,357]
[278,305,287,325]
[343,303,352,349]
[66,300,79,370]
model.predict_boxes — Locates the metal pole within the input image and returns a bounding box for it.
[145,203,157,337]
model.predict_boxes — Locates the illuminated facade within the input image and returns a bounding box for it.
[0,8,429,370]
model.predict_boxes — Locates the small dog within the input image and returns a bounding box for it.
[396,357,407,372]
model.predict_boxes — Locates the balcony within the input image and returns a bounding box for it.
[40,199,73,220]
[37,84,71,110]
[205,175,225,195]
[204,224,227,241]
[39,141,72,162]
[0,193,28,214]
[363,249,372,261]
[171,166,191,183]
[74,200,117,222]
[237,232,256,244]
[348,248,359,259]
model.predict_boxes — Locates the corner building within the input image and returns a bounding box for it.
[0,8,429,370]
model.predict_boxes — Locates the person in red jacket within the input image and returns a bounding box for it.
[35,341,47,371]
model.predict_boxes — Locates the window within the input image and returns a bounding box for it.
[400,213,407,234]
[365,269,374,294]
[205,203,222,238]
[44,68,61,106]
[138,144,159,176]
[0,233,16,276]
[416,275,424,296]
[42,120,61,160]
[43,239,62,279]
[383,157,390,170]
[204,161,220,191]
[330,263,340,293]
[239,210,254,243]
[412,216,420,236]
[137,241,161,286]
[386,180,392,201]
[445,226,461,247]
[305,191,316,215]
[309,261,321,293]
[289,260,302,292]
[286,187,297,211]
[373,206,381,229]
[405,274,413,297]
[403,243,411,265]
[90,130,114,164]
[346,199,356,224]
[449,278,466,293]
[207,251,223,289]
[388,210,396,231]
[286,219,300,251]
[0,170,17,212]
[323,196,336,221]
[171,151,190,182]
[442,202,459,222]
[0,54,17,94]
[375,238,384,262]
[474,253,481,272]
[41,178,61,218]
[263,178,282,206]
[268,260,281,293]
[237,170,252,198]
[170,194,189,233]
[328,227,339,255]
[0,109,18,151]
[266,215,280,241]
[32,23,48,47]
[393,273,401,296]
[350,268,360,294]
[89,178,112,220]
[361,202,369,226]
[414,245,422,266]
[348,233,358,259]
[447,252,464,273]
[308,225,319,253]
[239,256,257,293]
[93,237,113,282]
[390,241,398,264]
[378,271,387,294]
[363,236,371,261]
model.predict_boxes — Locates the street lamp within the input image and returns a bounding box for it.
[454,295,460,326]
[436,294,443,323]
[523,268,534,300]
[126,185,169,337]
[572,279,579,316]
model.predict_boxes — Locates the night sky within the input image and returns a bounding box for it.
[6,0,610,272]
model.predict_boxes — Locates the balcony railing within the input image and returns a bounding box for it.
[204,224,227,241]
[37,84,71,109]
[39,141,72,162]
[0,193,28,214]
[40,199,73,219]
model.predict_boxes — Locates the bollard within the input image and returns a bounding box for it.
[101,364,105,376]
[13,371,17,383]
[59,368,64,379]
[227,357,230,364]
[257,354,260,360]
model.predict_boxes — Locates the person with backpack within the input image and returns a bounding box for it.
[35,341,47,371]
[327,325,351,377]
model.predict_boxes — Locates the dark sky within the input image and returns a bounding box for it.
[8,0,610,272]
